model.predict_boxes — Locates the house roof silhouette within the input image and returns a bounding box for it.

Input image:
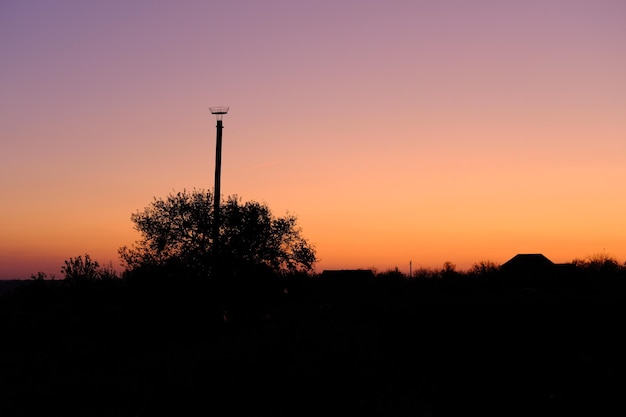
[501,254,555,272]
[320,269,374,282]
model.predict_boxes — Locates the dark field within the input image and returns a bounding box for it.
[1,271,625,416]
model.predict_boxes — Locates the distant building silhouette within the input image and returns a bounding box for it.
[320,269,375,284]
[501,253,576,290]
[320,269,374,277]
[319,269,375,300]
[501,254,555,274]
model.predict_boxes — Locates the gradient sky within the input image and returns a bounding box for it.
[2,0,625,279]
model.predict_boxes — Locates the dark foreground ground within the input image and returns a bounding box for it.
[1,273,625,416]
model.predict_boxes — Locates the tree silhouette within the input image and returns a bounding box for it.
[469,260,500,276]
[572,253,623,273]
[62,254,117,284]
[118,189,317,278]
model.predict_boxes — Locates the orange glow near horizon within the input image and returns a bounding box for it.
[2,1,625,279]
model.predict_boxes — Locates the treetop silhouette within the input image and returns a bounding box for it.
[118,189,317,277]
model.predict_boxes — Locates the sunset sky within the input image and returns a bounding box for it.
[2,0,625,279]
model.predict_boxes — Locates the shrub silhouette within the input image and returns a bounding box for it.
[62,253,118,284]
[572,253,623,274]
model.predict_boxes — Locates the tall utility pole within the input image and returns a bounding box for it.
[209,106,229,257]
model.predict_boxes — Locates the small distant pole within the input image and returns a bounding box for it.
[409,260,412,278]
[209,106,229,262]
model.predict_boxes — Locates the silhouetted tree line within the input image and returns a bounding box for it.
[2,190,626,416]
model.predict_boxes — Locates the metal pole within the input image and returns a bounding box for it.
[213,119,223,255]
[209,106,228,276]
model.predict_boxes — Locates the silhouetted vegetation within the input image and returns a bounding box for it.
[2,192,626,416]
[119,189,316,283]
[62,253,118,284]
